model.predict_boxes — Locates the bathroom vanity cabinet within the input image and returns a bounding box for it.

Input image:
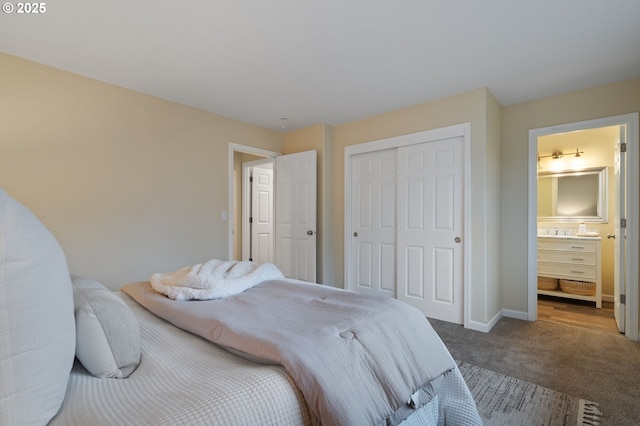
[537,236,602,308]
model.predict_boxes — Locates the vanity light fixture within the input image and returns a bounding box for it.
[537,148,584,162]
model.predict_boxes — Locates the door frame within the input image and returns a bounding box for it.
[344,123,472,327]
[241,158,275,261]
[527,113,639,341]
[228,143,280,261]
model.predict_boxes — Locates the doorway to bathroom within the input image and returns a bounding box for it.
[527,113,639,340]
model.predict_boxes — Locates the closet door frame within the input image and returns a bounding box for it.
[344,123,472,327]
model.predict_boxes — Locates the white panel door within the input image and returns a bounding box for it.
[397,136,464,324]
[614,132,626,333]
[275,150,317,282]
[251,165,274,264]
[350,148,397,297]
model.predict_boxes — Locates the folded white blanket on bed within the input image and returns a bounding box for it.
[150,259,284,301]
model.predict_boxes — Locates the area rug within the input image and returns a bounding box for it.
[458,362,602,425]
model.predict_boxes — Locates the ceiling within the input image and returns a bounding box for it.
[1,1,639,132]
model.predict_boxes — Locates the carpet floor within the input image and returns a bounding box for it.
[430,317,640,426]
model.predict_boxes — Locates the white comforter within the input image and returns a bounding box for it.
[123,278,479,425]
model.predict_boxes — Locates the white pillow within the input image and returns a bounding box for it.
[0,189,76,425]
[72,275,141,378]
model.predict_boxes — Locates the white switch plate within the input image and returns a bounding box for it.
[221,211,228,220]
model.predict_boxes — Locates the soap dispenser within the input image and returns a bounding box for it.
[578,222,587,235]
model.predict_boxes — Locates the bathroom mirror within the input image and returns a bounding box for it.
[537,167,608,223]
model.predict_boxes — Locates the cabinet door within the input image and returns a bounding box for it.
[537,240,596,252]
[537,251,596,265]
[537,261,596,281]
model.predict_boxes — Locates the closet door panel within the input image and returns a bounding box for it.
[350,149,397,297]
[397,136,464,324]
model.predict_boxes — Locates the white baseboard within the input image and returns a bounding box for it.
[602,294,614,303]
[502,308,529,321]
[466,310,503,333]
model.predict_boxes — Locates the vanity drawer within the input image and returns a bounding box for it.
[537,251,596,265]
[537,239,597,253]
[536,236,601,307]
[538,261,596,281]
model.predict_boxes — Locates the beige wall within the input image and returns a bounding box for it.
[486,90,503,320]
[501,78,640,316]
[0,53,283,289]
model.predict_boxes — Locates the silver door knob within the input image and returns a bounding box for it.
[455,237,461,243]
[353,232,358,237]
[307,230,315,236]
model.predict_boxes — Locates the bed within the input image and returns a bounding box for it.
[0,189,481,426]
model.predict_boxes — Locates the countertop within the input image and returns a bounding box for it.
[537,234,602,240]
